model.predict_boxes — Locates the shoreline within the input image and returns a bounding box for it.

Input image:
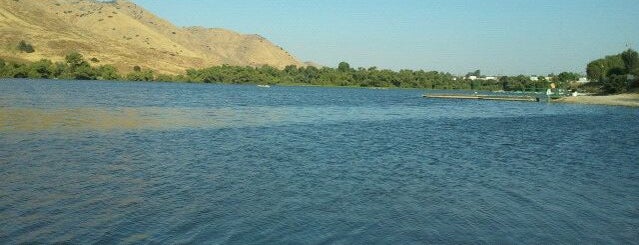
[554,93,639,107]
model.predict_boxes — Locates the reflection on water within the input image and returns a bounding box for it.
[0,104,579,132]
[0,107,286,131]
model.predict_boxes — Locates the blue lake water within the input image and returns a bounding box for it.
[1,79,638,244]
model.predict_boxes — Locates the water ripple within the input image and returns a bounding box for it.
[1,80,638,243]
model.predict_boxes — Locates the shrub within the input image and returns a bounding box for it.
[602,75,629,94]
[17,40,35,53]
[65,52,88,68]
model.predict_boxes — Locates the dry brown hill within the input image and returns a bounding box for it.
[0,0,303,74]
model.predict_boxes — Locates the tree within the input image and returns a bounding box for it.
[602,74,629,94]
[155,73,176,82]
[27,59,53,78]
[52,62,67,78]
[283,65,298,74]
[586,54,624,81]
[97,65,120,80]
[65,52,88,69]
[466,69,481,77]
[586,59,607,81]
[621,48,639,75]
[337,62,351,72]
[126,69,154,81]
[73,65,97,80]
[17,40,35,53]
[0,59,13,77]
[556,72,580,82]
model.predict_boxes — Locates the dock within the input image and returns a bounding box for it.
[424,94,540,102]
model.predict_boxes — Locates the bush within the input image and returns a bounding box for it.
[602,75,629,94]
[96,65,120,80]
[17,40,35,53]
[126,69,154,81]
[65,52,87,68]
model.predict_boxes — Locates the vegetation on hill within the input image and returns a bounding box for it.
[17,40,35,53]
[586,49,639,94]
[1,52,581,92]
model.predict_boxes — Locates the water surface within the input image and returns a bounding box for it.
[1,79,638,244]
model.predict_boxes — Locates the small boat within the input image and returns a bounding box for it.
[257,85,271,88]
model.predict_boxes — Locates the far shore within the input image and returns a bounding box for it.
[555,93,639,107]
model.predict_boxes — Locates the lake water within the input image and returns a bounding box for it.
[1,79,638,244]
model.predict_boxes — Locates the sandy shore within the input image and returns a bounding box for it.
[555,93,639,107]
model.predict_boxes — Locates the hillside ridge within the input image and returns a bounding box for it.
[0,0,303,74]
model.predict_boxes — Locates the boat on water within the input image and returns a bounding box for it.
[257,85,271,88]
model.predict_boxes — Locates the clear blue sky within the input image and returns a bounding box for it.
[132,0,638,75]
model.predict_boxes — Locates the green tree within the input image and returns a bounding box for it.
[0,59,6,77]
[155,73,176,82]
[586,59,607,81]
[96,65,120,80]
[11,63,29,78]
[602,74,629,94]
[27,59,53,78]
[65,52,88,69]
[586,54,624,81]
[499,76,510,91]
[466,69,481,77]
[283,65,298,75]
[337,62,351,72]
[73,65,97,80]
[556,72,580,89]
[63,52,96,79]
[126,69,154,81]
[621,48,639,75]
[52,62,68,79]
[17,40,35,53]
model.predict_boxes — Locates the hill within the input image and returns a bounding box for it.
[0,0,303,74]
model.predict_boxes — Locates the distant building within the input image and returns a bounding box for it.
[468,76,478,81]
[577,77,589,83]
[484,76,497,80]
[530,76,539,81]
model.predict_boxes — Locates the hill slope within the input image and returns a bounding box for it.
[0,0,303,74]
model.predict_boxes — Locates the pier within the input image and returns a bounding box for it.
[424,94,540,102]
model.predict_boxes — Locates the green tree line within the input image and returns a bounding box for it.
[1,51,581,91]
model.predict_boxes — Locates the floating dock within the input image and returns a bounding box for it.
[424,94,540,102]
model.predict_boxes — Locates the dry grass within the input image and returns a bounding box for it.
[0,0,303,74]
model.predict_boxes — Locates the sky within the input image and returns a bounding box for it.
[131,0,639,76]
